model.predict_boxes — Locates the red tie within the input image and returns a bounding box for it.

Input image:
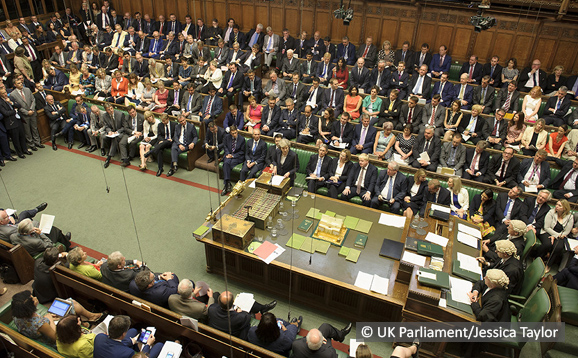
[503,92,512,112]
[470,153,479,171]
[407,108,413,123]
[27,45,35,61]
[429,106,436,125]
[560,170,576,190]
[159,23,163,34]
[362,45,369,58]
[469,65,473,79]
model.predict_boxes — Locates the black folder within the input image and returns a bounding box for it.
[379,238,404,261]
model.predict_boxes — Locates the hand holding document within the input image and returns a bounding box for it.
[419,152,430,163]
[271,175,285,186]
[38,214,55,234]
[450,277,473,305]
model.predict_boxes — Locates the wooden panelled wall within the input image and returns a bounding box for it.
[70,0,578,73]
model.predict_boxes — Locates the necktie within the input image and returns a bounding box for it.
[359,127,367,145]
[420,53,424,66]
[407,108,413,123]
[252,141,257,154]
[424,140,430,152]
[491,66,495,77]
[386,177,393,200]
[481,88,486,105]
[83,113,87,124]
[413,76,423,94]
[429,106,436,125]
[115,33,120,47]
[19,90,24,101]
[492,120,499,136]
[556,99,561,111]
[330,90,334,107]
[398,72,401,80]
[470,152,479,171]
[356,167,365,194]
[308,89,315,102]
[322,64,327,78]
[227,72,234,89]
[171,22,175,32]
[344,45,348,60]
[180,124,185,143]
[499,160,506,180]
[503,199,512,218]
[250,80,254,92]
[292,84,297,98]
[376,71,381,86]
[469,65,473,79]
[532,71,537,86]
[560,169,576,190]
[307,61,311,73]
[266,36,272,51]
[249,32,258,47]
[503,92,512,112]
[362,45,369,58]
[402,52,405,61]
[459,85,465,99]
[105,15,109,26]
[159,23,163,34]
[187,95,193,111]
[204,96,213,116]
[217,48,222,59]
[266,109,272,125]
[174,90,179,104]
[234,33,238,43]
[439,55,443,67]
[132,116,136,130]
[27,45,36,61]
[529,205,539,224]
[359,68,362,77]
[315,158,322,176]
[439,83,444,95]
[165,124,170,139]
[232,137,236,152]
[197,27,201,40]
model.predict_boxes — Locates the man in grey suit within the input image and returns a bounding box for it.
[120,52,137,75]
[169,279,215,322]
[472,75,495,114]
[281,49,299,80]
[118,106,144,167]
[261,71,286,105]
[102,103,130,168]
[439,133,467,176]
[0,203,47,243]
[356,36,377,68]
[88,105,106,153]
[420,94,444,136]
[181,84,203,120]
[494,81,520,114]
[10,80,42,150]
[262,26,280,68]
[49,45,68,67]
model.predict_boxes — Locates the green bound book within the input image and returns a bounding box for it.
[338,246,351,256]
[298,218,314,233]
[354,234,368,248]
[447,293,473,315]
[416,241,444,257]
[417,267,450,290]
[452,261,482,282]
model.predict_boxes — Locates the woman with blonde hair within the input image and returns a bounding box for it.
[521,86,542,123]
[64,64,81,93]
[402,169,428,219]
[138,111,160,171]
[377,40,395,67]
[137,78,156,111]
[520,118,547,156]
[544,65,566,95]
[536,199,573,270]
[373,121,396,160]
[94,68,112,98]
[202,60,223,93]
[448,176,468,219]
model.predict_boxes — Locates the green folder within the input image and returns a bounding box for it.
[355,219,373,233]
[346,248,361,263]
[306,208,322,220]
[335,214,346,221]
[354,233,368,249]
[417,267,450,289]
[247,242,262,253]
[338,246,351,256]
[452,261,482,282]
[298,218,314,233]
[417,242,444,257]
[300,237,316,253]
[325,210,336,217]
[314,240,331,254]
[287,234,306,249]
[193,225,209,237]
[447,293,473,315]
[343,216,359,229]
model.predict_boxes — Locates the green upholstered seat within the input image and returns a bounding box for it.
[521,230,537,266]
[557,286,578,325]
[509,257,545,307]
[448,63,461,82]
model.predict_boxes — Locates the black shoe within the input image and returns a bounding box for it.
[36,202,48,212]
[120,160,129,167]
[0,160,4,167]
[340,322,352,340]
[5,156,16,161]
[30,146,38,151]
[166,167,176,177]
[221,186,229,196]
[156,168,163,177]
[260,300,277,313]
[24,150,32,155]
[78,142,87,149]
[411,338,420,358]
[291,315,303,331]
[101,148,106,156]
[104,157,111,168]
[37,144,45,149]
[18,154,25,159]
[52,142,57,151]
[87,146,96,152]
[68,143,73,149]
[207,157,214,163]
[143,151,151,158]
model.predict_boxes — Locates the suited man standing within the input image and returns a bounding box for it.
[371,161,407,212]
[204,122,224,164]
[408,64,432,100]
[199,86,224,125]
[0,53,13,88]
[341,153,377,206]
[440,133,466,176]
[523,190,551,235]
[518,59,547,92]
[472,76,496,114]
[487,147,520,188]
[305,144,331,193]
[10,80,42,150]
[220,125,245,194]
[419,179,451,217]
[320,78,344,117]
[167,115,198,177]
[486,109,508,149]
[144,114,177,176]
[494,82,520,114]
[350,114,377,154]
[240,129,267,181]
[458,105,490,145]
[517,150,550,191]
[118,107,144,167]
[102,103,130,168]
[420,94,444,136]
[463,140,491,182]
[411,127,441,171]
[261,97,281,136]
[543,86,571,126]
[550,158,578,202]
[482,56,503,88]
[453,73,474,110]
[0,89,29,158]
[459,56,483,84]
[357,36,377,68]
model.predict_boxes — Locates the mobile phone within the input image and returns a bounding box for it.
[139,329,152,343]
[166,353,174,358]
[277,320,283,329]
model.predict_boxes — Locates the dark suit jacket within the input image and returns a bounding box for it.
[459,62,483,83]
[167,89,185,107]
[357,44,377,68]
[452,83,474,109]
[299,60,318,78]
[244,29,265,49]
[379,98,402,123]
[420,186,451,217]
[543,96,571,119]
[284,82,306,108]
[408,75,432,99]
[320,88,344,117]
[214,46,230,66]
[208,304,251,340]
[101,262,142,292]
[482,63,503,87]
[280,56,300,74]
[223,134,245,159]
[261,105,281,131]
[411,134,441,166]
[458,115,490,139]
[389,71,410,93]
[245,139,267,165]
[469,193,496,227]
[365,68,390,95]
[522,196,550,232]
[494,192,526,224]
[431,81,454,106]
[549,160,578,195]
[335,43,356,65]
[346,163,378,193]
[94,332,155,358]
[292,336,337,358]
[517,67,547,90]
[95,13,112,30]
[157,120,177,142]
[517,158,551,188]
[220,70,243,93]
[394,50,415,69]
[33,91,47,109]
[297,114,318,137]
[304,86,324,110]
[0,99,22,130]
[43,102,68,125]
[205,127,225,153]
[274,149,299,179]
[128,274,179,308]
[351,124,377,152]
[328,159,353,183]
[200,95,224,119]
[330,121,354,145]
[316,62,335,81]
[349,66,370,88]
[223,111,244,130]
[375,171,408,202]
[464,147,491,177]
[493,87,520,113]
[399,103,423,127]
[306,154,332,180]
[414,52,433,72]
[0,54,13,77]
[228,31,246,49]
[242,76,263,100]
[135,36,150,54]
[472,85,496,109]
[486,117,508,141]
[405,176,428,205]
[430,54,452,74]
[487,154,520,187]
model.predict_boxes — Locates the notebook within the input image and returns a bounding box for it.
[379,238,404,261]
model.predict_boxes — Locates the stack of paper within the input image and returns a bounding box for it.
[457,223,481,239]
[233,293,255,312]
[456,232,479,248]
[457,252,482,275]
[378,213,406,228]
[271,175,285,186]
[424,232,449,248]
[401,251,427,267]
[39,214,55,234]
[353,271,390,295]
[449,277,473,305]
[253,241,285,264]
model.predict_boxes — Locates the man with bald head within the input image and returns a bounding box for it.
[207,291,277,340]
[292,322,352,358]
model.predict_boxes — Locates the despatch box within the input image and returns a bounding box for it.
[212,214,255,250]
[255,172,291,196]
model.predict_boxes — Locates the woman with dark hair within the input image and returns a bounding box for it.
[469,188,496,236]
[504,112,526,147]
[343,86,361,120]
[333,57,349,89]
[46,22,59,42]
[56,315,96,358]
[12,290,103,345]
[247,312,301,356]
[34,26,48,44]
[316,108,334,146]
[501,58,518,88]
[394,124,415,164]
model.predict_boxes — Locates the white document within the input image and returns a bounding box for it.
[509,145,520,151]
[39,214,55,234]
[248,180,256,188]
[370,274,389,295]
[127,135,136,144]
[418,270,437,280]
[350,339,364,355]
[457,252,482,275]
[419,152,430,162]
[526,185,538,193]
[5,209,15,216]
[261,244,285,264]
[401,251,427,267]
[271,175,285,186]
[354,271,373,291]
[457,232,479,249]
[449,276,473,305]
[91,314,114,335]
[425,232,449,248]
[457,223,481,239]
[567,238,578,251]
[233,293,255,312]
[462,134,471,142]
[439,298,447,308]
[431,204,451,214]
[158,341,183,358]
[106,132,120,138]
[378,213,406,228]
[334,142,347,149]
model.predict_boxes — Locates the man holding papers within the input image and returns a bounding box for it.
[10,219,70,256]
[305,144,331,193]
[371,161,407,213]
[517,150,550,192]
[419,179,450,217]
[410,127,440,171]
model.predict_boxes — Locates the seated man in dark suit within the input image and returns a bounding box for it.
[341,153,378,207]
[240,128,267,181]
[430,72,453,107]
[492,186,526,236]
[357,36,377,68]
[410,127,441,172]
[550,157,578,203]
[376,89,402,128]
[100,251,145,292]
[472,76,495,114]
[218,63,243,106]
[241,70,262,105]
[266,134,282,167]
[553,257,578,290]
[494,82,520,114]
[350,114,377,155]
[463,140,491,182]
[458,105,489,145]
[277,99,299,139]
[439,132,466,176]
[166,114,198,177]
[453,73,474,110]
[482,56,503,87]
[523,189,551,235]
[199,86,224,125]
[145,114,176,177]
[261,97,281,137]
[272,138,299,186]
[208,291,276,340]
[221,125,245,195]
[517,59,547,92]
[223,104,244,133]
[303,77,324,113]
[487,147,521,188]
[419,179,451,217]
[486,109,508,149]
[305,144,331,193]
[371,160,407,213]
[543,86,571,126]
[319,78,344,118]
[204,122,224,163]
[129,270,179,308]
[517,150,550,192]
[349,58,370,88]
[408,64,432,101]
[459,55,483,84]
[389,61,410,100]
[93,315,163,358]
[398,96,422,132]
[364,60,390,96]
[330,112,354,150]
[296,105,318,145]
[291,323,352,358]
[299,52,318,84]
[43,68,68,91]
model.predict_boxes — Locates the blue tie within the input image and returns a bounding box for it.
[315,158,322,176]
[187,95,192,111]
[503,199,512,218]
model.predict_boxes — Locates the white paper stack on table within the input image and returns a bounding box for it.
[431,204,451,214]
[424,232,449,248]
[449,277,473,305]
[354,271,390,295]
[457,224,481,249]
[401,251,427,267]
[378,213,406,228]
[271,175,285,186]
[457,252,482,276]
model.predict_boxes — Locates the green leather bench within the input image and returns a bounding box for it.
[556,285,578,326]
[448,62,462,82]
